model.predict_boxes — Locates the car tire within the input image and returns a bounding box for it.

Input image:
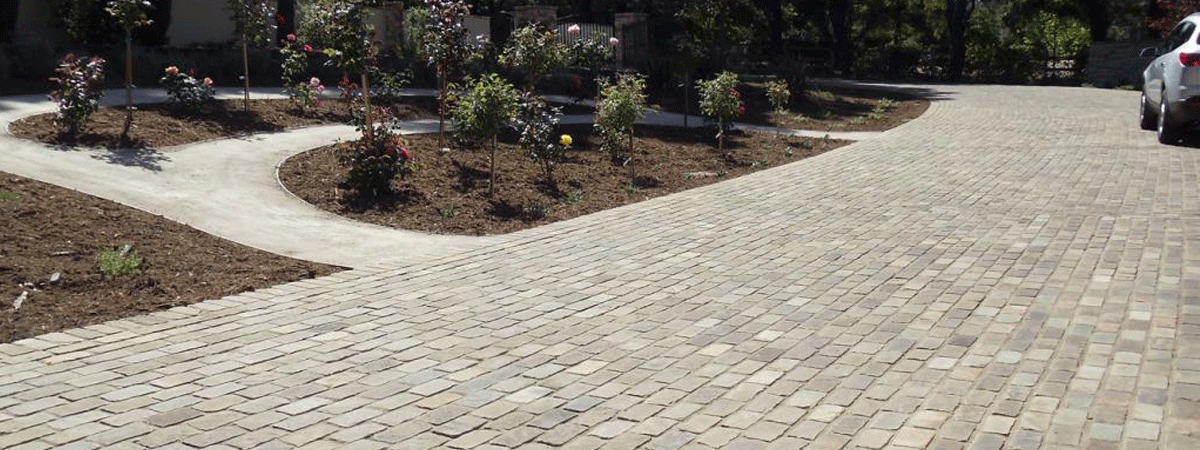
[1141,92,1157,130]
[1158,95,1180,144]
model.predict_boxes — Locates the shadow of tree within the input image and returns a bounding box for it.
[337,187,427,213]
[88,147,170,172]
[452,159,490,193]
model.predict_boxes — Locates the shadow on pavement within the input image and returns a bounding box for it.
[814,83,958,103]
[88,147,170,172]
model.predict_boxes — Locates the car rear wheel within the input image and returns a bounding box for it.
[1141,92,1157,130]
[1158,95,1180,144]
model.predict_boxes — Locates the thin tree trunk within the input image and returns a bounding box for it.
[438,71,446,147]
[122,32,133,141]
[718,119,724,152]
[828,0,853,75]
[362,72,371,135]
[684,74,689,128]
[628,131,635,184]
[1084,0,1109,42]
[489,135,497,197]
[242,36,251,111]
[945,0,975,81]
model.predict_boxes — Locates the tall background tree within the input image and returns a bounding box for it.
[945,0,975,81]
[0,0,17,44]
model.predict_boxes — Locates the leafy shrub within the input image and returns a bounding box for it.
[422,0,475,76]
[280,34,323,112]
[48,54,106,137]
[97,245,143,277]
[399,4,429,60]
[450,73,520,142]
[766,79,790,112]
[565,25,616,73]
[339,107,416,196]
[869,98,898,120]
[160,66,215,110]
[338,75,359,103]
[449,73,519,196]
[514,93,564,183]
[697,71,744,151]
[422,0,479,143]
[502,24,566,89]
[300,0,377,128]
[595,73,646,160]
[368,67,412,103]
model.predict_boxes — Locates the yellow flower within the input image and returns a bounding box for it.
[560,134,573,146]
[165,66,178,76]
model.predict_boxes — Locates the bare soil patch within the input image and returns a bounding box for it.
[0,173,341,343]
[280,124,847,236]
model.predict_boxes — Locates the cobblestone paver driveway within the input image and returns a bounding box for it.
[2,84,1198,450]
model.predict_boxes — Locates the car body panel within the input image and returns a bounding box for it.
[1143,14,1200,127]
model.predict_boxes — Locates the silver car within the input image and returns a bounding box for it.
[1141,13,1200,144]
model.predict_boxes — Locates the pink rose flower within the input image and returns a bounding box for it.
[286,33,296,42]
[203,77,213,86]
[165,65,179,76]
[568,24,581,36]
[303,44,313,53]
[609,37,619,47]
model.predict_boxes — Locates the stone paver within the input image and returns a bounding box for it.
[2,83,1199,450]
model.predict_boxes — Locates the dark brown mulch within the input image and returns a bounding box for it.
[8,97,441,149]
[650,83,929,132]
[280,124,847,236]
[0,173,342,343]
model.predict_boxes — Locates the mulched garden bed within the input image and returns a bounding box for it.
[7,95,594,150]
[651,83,929,132]
[7,96,441,149]
[280,124,847,235]
[0,172,341,343]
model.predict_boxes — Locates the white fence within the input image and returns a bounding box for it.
[554,23,613,45]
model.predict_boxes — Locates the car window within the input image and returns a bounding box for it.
[1167,22,1196,51]
[1165,23,1186,51]
[1179,23,1196,48]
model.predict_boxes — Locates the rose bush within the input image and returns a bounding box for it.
[339,106,417,196]
[514,92,565,184]
[766,79,790,113]
[48,54,106,137]
[595,73,646,161]
[697,71,744,151]
[449,73,519,196]
[501,24,566,90]
[160,66,215,111]
[280,35,322,113]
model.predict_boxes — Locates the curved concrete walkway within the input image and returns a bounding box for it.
[3,83,1197,450]
[0,88,875,268]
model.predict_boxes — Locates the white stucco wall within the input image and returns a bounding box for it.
[166,0,237,46]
